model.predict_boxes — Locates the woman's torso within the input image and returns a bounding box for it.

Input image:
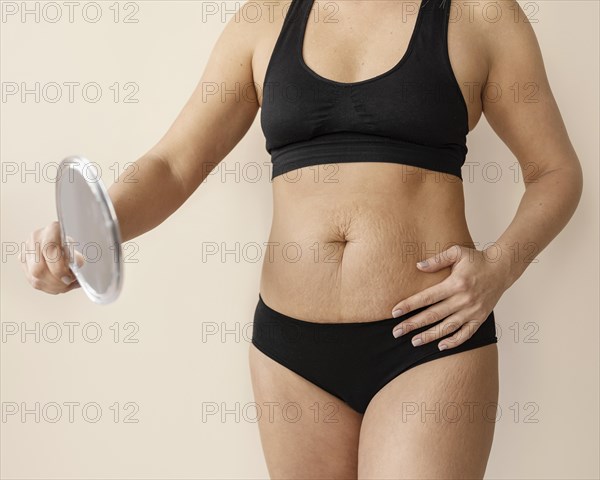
[252,0,490,322]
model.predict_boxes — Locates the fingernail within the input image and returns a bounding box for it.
[392,309,404,318]
[61,275,73,285]
[412,337,423,346]
[417,260,429,268]
[439,343,448,351]
[392,326,403,338]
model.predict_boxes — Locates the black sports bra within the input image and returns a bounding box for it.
[260,0,469,181]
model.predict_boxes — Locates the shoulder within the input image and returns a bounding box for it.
[462,1,541,67]
[203,1,294,73]
[219,1,294,50]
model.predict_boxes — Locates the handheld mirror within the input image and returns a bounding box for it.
[55,155,124,304]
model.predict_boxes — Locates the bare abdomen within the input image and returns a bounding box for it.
[259,162,474,323]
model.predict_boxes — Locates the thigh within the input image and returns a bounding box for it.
[248,343,363,479]
[357,344,499,480]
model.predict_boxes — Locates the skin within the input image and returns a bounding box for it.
[21,0,583,478]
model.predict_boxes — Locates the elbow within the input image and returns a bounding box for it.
[564,157,584,209]
[524,156,584,209]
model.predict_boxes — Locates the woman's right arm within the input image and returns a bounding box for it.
[22,3,262,293]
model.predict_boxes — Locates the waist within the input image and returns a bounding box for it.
[269,131,467,181]
[260,170,474,323]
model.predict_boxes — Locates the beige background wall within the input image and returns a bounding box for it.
[1,1,598,479]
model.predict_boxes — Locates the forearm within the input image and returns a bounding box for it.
[490,165,583,290]
[107,152,189,243]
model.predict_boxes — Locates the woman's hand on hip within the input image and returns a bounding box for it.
[390,244,510,350]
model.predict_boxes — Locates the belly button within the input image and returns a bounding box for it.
[339,225,353,243]
[338,234,350,245]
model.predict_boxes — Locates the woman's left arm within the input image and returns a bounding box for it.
[391,0,583,349]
